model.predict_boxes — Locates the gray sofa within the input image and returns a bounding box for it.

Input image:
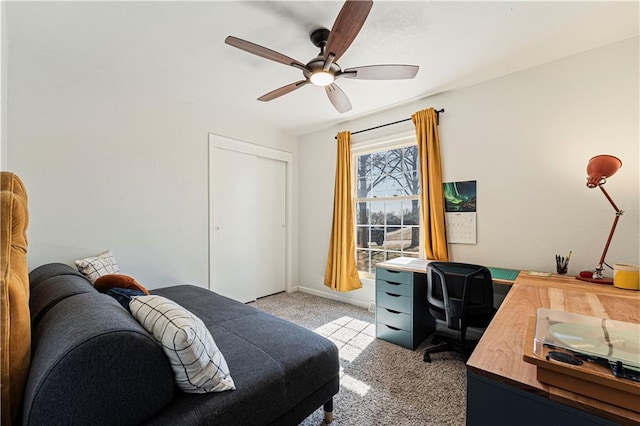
[23,263,340,425]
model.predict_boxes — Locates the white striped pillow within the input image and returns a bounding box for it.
[75,250,120,283]
[129,295,235,393]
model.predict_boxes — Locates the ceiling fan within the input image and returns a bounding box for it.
[225,0,419,113]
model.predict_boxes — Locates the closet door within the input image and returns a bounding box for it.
[255,156,286,298]
[211,146,286,303]
[212,147,258,303]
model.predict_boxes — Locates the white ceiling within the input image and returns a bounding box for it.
[5,1,639,136]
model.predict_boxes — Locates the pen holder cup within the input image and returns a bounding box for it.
[555,255,569,275]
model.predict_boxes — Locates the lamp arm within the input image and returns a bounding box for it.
[595,184,624,273]
[599,184,621,212]
[597,214,621,269]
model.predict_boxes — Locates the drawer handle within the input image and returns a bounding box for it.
[385,308,401,314]
[385,325,401,331]
[385,292,401,298]
[385,281,401,286]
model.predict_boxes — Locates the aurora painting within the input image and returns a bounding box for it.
[443,180,476,212]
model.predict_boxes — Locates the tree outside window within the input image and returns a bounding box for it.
[355,145,420,274]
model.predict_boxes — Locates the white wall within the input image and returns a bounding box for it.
[298,37,639,308]
[1,2,7,170]
[7,46,299,290]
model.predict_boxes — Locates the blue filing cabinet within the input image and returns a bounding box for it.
[375,266,434,350]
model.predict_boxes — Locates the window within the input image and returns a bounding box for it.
[355,145,420,275]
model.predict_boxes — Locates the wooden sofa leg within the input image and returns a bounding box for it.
[323,398,334,424]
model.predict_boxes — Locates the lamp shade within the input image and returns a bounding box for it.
[586,155,622,188]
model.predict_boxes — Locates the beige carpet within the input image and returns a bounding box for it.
[250,291,467,426]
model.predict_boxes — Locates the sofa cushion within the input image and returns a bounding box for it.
[29,266,96,332]
[0,171,30,426]
[23,265,174,425]
[74,250,120,283]
[146,285,340,425]
[29,262,86,292]
[130,295,235,394]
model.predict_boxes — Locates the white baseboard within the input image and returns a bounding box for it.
[296,286,371,310]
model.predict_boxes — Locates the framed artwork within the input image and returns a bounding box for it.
[443,180,476,212]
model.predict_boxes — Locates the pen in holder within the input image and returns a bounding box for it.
[555,251,572,275]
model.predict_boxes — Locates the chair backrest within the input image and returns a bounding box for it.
[426,262,494,331]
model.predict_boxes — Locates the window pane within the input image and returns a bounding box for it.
[402,171,419,195]
[355,202,369,225]
[402,146,418,173]
[356,177,370,198]
[356,226,368,248]
[384,227,400,251]
[370,201,385,225]
[386,173,404,197]
[356,249,370,273]
[402,200,419,226]
[404,227,420,252]
[371,152,386,176]
[386,200,402,227]
[371,250,386,271]
[357,154,371,177]
[370,175,386,198]
[386,149,403,175]
[370,227,385,247]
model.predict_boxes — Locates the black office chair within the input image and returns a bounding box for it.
[423,262,495,363]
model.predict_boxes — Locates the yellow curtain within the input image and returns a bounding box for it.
[412,108,449,261]
[324,131,362,292]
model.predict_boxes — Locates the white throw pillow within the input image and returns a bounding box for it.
[129,295,235,393]
[75,250,120,283]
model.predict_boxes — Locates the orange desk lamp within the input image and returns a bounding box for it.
[576,155,624,284]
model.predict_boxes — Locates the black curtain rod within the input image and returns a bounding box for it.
[335,109,445,139]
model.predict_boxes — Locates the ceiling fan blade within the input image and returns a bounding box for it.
[325,83,352,113]
[258,80,308,102]
[342,64,419,80]
[225,36,306,69]
[324,0,373,62]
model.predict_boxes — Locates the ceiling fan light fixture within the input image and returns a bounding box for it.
[310,71,335,86]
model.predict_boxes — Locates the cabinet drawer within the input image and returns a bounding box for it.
[376,268,413,285]
[377,307,411,331]
[376,291,411,313]
[376,323,412,349]
[377,279,411,297]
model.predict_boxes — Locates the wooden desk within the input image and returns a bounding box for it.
[466,273,640,425]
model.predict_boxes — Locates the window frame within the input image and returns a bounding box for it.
[351,131,424,279]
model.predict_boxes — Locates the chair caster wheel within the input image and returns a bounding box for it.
[423,353,432,363]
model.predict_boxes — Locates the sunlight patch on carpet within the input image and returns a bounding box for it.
[340,370,371,397]
[314,316,375,363]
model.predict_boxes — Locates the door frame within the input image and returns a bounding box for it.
[208,133,293,296]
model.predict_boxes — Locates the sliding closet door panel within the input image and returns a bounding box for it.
[255,156,286,298]
[212,148,257,303]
